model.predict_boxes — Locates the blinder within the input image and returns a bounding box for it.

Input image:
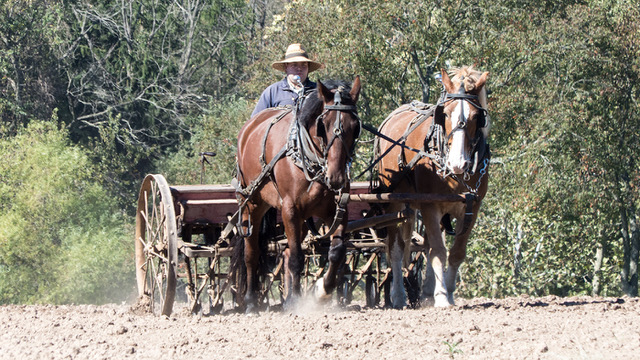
[477,110,487,129]
[315,116,326,138]
[434,103,446,129]
[442,91,488,132]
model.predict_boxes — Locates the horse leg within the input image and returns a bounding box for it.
[314,224,347,302]
[387,212,413,309]
[243,204,268,313]
[281,203,305,309]
[423,213,450,308]
[445,215,477,305]
[420,248,436,301]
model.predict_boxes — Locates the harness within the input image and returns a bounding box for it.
[235,88,360,239]
[288,87,361,190]
[365,78,491,234]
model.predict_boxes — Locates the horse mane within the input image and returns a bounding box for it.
[297,80,355,127]
[448,66,490,136]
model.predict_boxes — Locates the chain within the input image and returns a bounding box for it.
[462,158,489,193]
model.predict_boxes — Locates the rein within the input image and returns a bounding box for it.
[355,102,436,181]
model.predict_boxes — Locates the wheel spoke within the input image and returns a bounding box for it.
[147,249,170,263]
[155,263,166,306]
[147,258,156,313]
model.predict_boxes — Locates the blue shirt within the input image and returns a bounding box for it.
[251,78,317,117]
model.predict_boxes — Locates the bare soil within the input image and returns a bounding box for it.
[1,295,638,360]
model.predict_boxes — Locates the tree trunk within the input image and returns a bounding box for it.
[620,206,639,296]
[629,214,639,296]
[592,240,603,296]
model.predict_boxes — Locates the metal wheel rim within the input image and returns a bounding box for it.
[134,174,178,316]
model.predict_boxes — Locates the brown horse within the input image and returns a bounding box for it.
[376,67,489,308]
[236,77,361,311]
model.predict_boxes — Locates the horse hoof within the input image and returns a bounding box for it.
[283,294,300,312]
[390,293,406,310]
[245,303,259,314]
[314,278,332,302]
[434,294,452,308]
[447,293,456,306]
[390,297,406,309]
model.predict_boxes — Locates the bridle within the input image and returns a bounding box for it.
[303,86,361,192]
[435,77,489,185]
[318,87,361,168]
[300,87,361,240]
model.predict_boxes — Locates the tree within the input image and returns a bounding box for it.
[563,3,640,295]
[34,0,255,207]
[251,0,639,297]
[0,0,65,135]
[242,0,496,181]
[462,0,639,297]
[156,96,252,186]
[0,119,133,304]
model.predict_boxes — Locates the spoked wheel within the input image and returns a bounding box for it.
[134,174,178,316]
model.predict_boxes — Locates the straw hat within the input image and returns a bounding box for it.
[271,44,324,73]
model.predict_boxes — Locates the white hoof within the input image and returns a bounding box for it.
[314,278,331,302]
[434,293,452,308]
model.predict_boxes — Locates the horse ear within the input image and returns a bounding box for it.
[317,80,334,102]
[475,72,489,91]
[350,75,361,103]
[440,68,455,94]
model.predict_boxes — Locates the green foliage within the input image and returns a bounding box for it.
[458,0,639,298]
[244,0,503,177]
[248,0,476,113]
[0,120,134,304]
[48,222,134,304]
[0,0,65,133]
[443,340,464,358]
[84,112,154,212]
[40,0,257,212]
[156,97,252,185]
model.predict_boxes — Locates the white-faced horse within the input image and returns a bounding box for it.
[376,66,490,308]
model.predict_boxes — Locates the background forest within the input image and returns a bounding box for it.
[0,0,638,304]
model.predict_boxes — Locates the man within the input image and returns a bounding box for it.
[251,43,324,117]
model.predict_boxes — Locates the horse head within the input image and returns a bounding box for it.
[435,67,489,176]
[311,76,361,191]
